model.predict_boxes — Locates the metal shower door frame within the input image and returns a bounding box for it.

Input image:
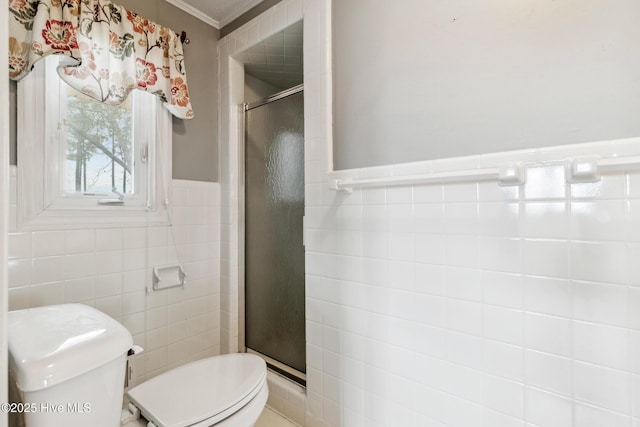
[239,84,306,385]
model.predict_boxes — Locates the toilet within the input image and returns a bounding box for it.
[7,304,268,427]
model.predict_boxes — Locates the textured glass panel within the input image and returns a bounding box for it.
[245,91,305,373]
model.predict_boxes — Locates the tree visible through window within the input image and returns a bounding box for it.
[64,86,135,195]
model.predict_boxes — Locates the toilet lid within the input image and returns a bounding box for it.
[127,353,266,427]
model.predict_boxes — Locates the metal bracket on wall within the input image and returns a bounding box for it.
[566,155,640,183]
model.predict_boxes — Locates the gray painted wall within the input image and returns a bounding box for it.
[9,0,220,182]
[333,0,640,170]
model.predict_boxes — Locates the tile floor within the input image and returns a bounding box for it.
[122,406,298,427]
[255,407,300,427]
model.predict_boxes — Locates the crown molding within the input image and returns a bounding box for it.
[164,0,220,29]
[218,0,265,28]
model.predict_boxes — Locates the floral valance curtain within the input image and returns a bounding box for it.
[8,0,194,119]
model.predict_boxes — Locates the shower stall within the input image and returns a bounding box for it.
[243,85,305,383]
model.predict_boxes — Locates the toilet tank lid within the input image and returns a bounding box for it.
[8,304,133,392]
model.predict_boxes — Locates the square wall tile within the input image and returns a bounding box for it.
[95,228,122,251]
[523,239,568,279]
[65,229,95,254]
[32,231,66,257]
[573,361,631,414]
[525,388,573,427]
[523,166,566,201]
[8,233,31,259]
[524,276,571,318]
[572,320,630,370]
[572,281,628,328]
[570,241,629,286]
[524,312,571,357]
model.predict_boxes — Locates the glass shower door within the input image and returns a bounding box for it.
[244,89,305,375]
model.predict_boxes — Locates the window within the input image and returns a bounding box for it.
[61,86,136,198]
[17,55,172,229]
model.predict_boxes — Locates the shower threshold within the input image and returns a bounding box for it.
[246,348,306,387]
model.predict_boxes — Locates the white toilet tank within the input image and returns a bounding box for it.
[7,304,133,427]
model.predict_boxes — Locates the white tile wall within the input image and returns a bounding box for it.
[303,140,640,427]
[217,0,304,355]
[218,1,311,424]
[7,171,221,386]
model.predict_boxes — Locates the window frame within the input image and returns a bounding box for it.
[17,55,172,230]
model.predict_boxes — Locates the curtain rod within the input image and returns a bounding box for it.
[179,31,190,45]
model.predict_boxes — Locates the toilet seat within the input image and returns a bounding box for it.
[127,354,267,427]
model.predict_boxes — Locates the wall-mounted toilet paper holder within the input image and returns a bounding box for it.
[151,264,187,291]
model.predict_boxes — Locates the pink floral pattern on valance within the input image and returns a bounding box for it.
[8,0,194,119]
